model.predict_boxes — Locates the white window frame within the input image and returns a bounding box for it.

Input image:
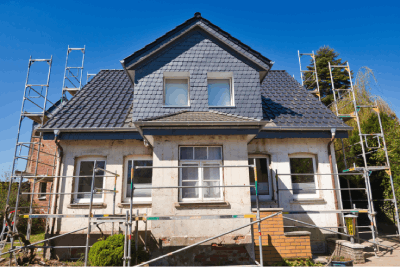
[74,157,106,203]
[163,72,190,107]
[124,155,153,203]
[248,155,272,201]
[179,146,223,202]
[289,154,318,199]
[207,72,235,107]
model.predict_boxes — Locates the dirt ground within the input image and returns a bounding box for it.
[356,236,400,266]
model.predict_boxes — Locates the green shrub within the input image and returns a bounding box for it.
[89,234,149,266]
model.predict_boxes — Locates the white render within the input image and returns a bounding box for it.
[53,135,342,252]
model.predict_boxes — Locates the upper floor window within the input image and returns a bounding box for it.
[38,182,47,200]
[207,72,234,107]
[163,72,190,106]
[125,156,153,202]
[74,158,106,203]
[179,146,223,202]
[289,155,317,198]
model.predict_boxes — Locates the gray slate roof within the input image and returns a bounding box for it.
[42,70,133,129]
[140,110,259,122]
[261,70,349,128]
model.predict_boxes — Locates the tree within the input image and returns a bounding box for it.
[303,46,353,105]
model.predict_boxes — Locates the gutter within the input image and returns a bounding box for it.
[262,126,353,131]
[37,127,138,133]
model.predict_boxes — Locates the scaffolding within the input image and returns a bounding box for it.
[2,51,399,266]
[62,46,85,99]
[0,56,59,264]
[298,50,321,100]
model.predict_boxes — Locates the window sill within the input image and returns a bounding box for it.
[68,203,107,209]
[175,201,230,209]
[38,197,47,201]
[290,198,327,205]
[162,105,190,108]
[118,202,152,208]
[208,106,235,108]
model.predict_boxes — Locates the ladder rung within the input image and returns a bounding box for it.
[26,84,49,87]
[357,105,377,108]
[300,70,314,72]
[68,48,85,51]
[30,59,51,62]
[66,67,83,69]
[334,88,352,91]
[331,65,347,68]
[63,88,79,91]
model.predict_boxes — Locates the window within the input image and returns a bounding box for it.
[207,72,234,107]
[74,158,106,203]
[125,156,153,202]
[38,182,47,200]
[179,146,223,201]
[164,78,189,106]
[248,157,272,201]
[289,155,317,198]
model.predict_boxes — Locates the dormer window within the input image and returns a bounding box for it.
[163,72,190,107]
[207,72,234,107]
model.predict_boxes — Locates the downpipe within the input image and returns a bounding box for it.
[327,128,340,227]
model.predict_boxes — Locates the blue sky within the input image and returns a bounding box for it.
[0,0,399,174]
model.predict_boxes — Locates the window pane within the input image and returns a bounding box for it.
[182,181,199,198]
[78,161,105,199]
[194,147,207,160]
[203,164,220,180]
[248,158,269,196]
[180,147,193,160]
[39,183,47,198]
[208,147,222,160]
[290,158,315,194]
[181,164,198,181]
[127,160,152,198]
[208,79,231,106]
[204,181,220,198]
[165,79,188,106]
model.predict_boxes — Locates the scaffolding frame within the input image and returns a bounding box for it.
[298,50,321,100]
[328,61,400,241]
[62,46,85,99]
[0,56,59,264]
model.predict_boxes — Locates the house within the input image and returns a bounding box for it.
[34,12,352,265]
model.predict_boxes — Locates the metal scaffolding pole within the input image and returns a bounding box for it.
[84,160,97,267]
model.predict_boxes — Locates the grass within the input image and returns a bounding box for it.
[1,232,45,259]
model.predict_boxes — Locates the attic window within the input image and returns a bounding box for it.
[207,72,234,107]
[163,72,190,107]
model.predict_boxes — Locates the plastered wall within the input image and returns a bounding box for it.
[248,138,342,252]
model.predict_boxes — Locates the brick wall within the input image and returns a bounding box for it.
[253,210,312,265]
[327,238,365,264]
[27,137,57,210]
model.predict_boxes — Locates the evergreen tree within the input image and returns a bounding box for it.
[303,46,353,105]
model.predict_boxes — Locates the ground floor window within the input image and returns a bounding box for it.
[289,155,317,197]
[179,146,223,202]
[74,158,106,203]
[125,156,153,202]
[38,182,47,200]
[248,157,272,201]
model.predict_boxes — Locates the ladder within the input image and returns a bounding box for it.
[328,62,400,242]
[0,56,58,254]
[62,46,85,98]
[298,50,321,100]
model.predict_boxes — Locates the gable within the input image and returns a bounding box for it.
[122,13,272,72]
[130,28,264,122]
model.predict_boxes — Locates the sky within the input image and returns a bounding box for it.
[0,0,399,174]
